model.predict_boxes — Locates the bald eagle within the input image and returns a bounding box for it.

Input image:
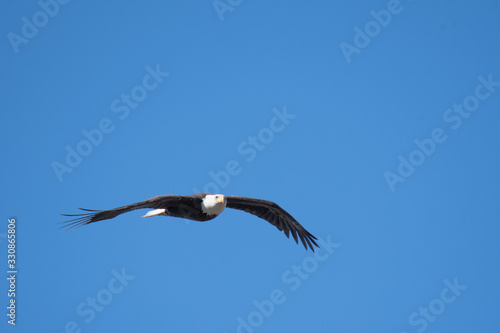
[61,193,319,251]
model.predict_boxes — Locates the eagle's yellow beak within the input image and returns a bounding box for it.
[216,195,225,203]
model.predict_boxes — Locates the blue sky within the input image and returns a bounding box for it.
[1,0,500,332]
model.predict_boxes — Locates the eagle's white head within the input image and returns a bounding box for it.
[201,194,226,216]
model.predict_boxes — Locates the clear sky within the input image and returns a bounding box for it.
[1,1,500,332]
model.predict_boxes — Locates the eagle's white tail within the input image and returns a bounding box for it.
[142,209,166,217]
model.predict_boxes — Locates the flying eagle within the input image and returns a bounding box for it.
[61,193,319,251]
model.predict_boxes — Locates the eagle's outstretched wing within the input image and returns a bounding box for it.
[226,196,319,251]
[60,195,190,231]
